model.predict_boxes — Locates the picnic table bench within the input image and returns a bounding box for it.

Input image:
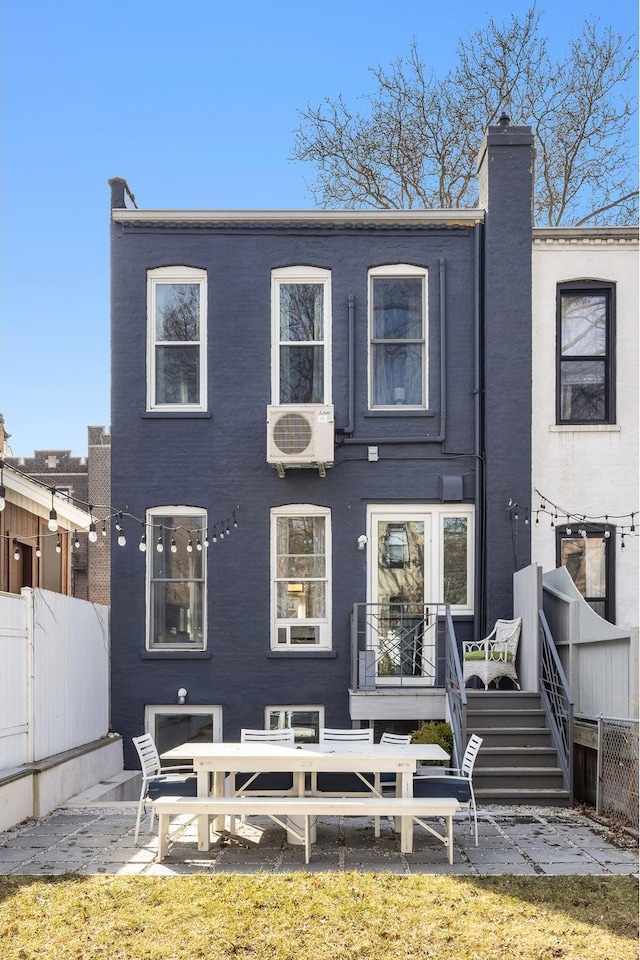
[154,794,460,864]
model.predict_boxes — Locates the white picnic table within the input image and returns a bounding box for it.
[161,740,449,851]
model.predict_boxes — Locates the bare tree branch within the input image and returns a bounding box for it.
[290,6,638,226]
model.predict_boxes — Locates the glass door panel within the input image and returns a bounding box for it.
[370,515,434,684]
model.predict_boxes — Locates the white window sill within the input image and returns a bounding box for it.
[550,424,620,433]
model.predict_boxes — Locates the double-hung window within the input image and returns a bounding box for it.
[271,505,331,649]
[557,282,614,424]
[147,507,206,650]
[369,265,428,409]
[272,266,331,404]
[147,266,207,410]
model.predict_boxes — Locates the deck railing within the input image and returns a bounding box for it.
[444,605,467,768]
[351,602,450,691]
[539,608,574,800]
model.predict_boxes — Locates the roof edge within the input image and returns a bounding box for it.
[533,226,639,242]
[112,208,484,225]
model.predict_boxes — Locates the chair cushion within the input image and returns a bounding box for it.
[147,775,197,800]
[315,772,375,794]
[412,776,472,803]
[235,772,294,792]
[463,650,514,662]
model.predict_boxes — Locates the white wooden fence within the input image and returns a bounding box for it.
[0,588,110,770]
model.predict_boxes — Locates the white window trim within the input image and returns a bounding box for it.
[145,705,223,746]
[366,503,474,613]
[147,265,207,412]
[265,705,325,743]
[368,263,428,410]
[271,265,332,404]
[146,505,207,651]
[270,503,332,650]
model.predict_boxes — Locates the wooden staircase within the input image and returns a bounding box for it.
[466,690,571,806]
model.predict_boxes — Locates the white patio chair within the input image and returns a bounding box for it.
[412,734,483,845]
[377,732,412,788]
[462,618,522,690]
[132,733,197,845]
[313,728,375,796]
[234,727,297,796]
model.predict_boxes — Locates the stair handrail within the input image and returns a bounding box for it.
[444,605,467,767]
[538,608,574,801]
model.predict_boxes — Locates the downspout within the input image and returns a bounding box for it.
[341,258,447,445]
[474,223,485,643]
[342,295,355,436]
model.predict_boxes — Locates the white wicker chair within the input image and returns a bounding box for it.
[462,617,522,690]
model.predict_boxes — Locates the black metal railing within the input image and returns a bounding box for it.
[539,608,574,800]
[351,603,450,691]
[444,605,467,767]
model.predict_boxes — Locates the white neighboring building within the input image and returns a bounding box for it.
[532,226,639,635]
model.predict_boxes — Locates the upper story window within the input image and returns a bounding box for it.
[557,282,614,424]
[147,266,207,411]
[369,264,428,409]
[272,266,331,404]
[147,506,206,650]
[271,504,331,650]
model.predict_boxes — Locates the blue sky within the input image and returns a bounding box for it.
[1,0,637,459]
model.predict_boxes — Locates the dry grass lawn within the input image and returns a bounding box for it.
[0,873,637,959]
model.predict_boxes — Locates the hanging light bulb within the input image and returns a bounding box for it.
[35,537,41,558]
[55,537,61,554]
[565,526,572,536]
[118,531,127,547]
[212,528,218,544]
[139,532,147,552]
[535,512,539,525]
[102,521,107,537]
[204,532,209,548]
[13,540,20,561]
[170,538,177,553]
[196,537,202,551]
[603,529,611,539]
[156,536,164,553]
[187,537,193,553]
[579,528,587,539]
[233,514,238,528]
[88,521,98,543]
[621,533,626,550]
[48,508,59,533]
[73,530,81,549]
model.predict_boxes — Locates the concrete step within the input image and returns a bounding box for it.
[62,770,140,806]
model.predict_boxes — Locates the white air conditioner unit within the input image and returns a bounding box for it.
[267,404,335,476]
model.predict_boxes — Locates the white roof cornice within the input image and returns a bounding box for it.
[3,466,91,529]
[112,208,484,226]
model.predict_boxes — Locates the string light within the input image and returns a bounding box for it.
[48,488,59,533]
[0,459,240,557]
[13,540,20,561]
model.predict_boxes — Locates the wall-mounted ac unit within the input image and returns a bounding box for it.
[267,404,335,476]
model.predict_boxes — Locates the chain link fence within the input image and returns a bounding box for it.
[596,717,639,830]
